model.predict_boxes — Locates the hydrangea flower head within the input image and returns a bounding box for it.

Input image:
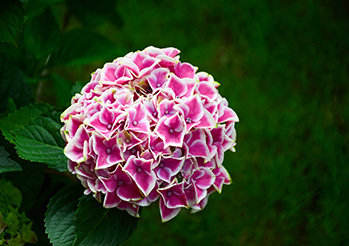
[61,46,239,222]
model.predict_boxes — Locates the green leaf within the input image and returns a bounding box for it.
[0,146,22,173]
[0,104,67,171]
[45,186,81,246]
[49,28,121,66]
[0,0,24,46]
[71,81,84,97]
[0,55,33,114]
[73,195,138,246]
[0,179,38,244]
[24,0,65,18]
[24,6,60,58]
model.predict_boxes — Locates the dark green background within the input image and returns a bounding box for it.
[1,0,348,245]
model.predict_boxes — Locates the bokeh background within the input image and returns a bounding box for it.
[1,0,348,245]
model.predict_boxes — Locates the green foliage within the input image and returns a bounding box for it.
[0,0,347,245]
[0,0,24,46]
[49,28,122,66]
[0,179,37,245]
[74,195,138,246]
[0,104,67,171]
[45,189,138,246]
[45,186,80,246]
[24,7,60,59]
[0,146,22,173]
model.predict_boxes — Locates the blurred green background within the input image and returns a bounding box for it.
[1,0,348,245]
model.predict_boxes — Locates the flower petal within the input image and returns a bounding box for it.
[123,156,156,196]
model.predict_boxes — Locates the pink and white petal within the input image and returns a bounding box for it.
[162,47,180,57]
[103,191,121,208]
[99,176,117,192]
[193,185,207,204]
[195,71,214,83]
[167,73,187,98]
[174,62,197,79]
[160,198,181,222]
[117,184,143,202]
[156,166,172,183]
[100,63,118,82]
[194,169,215,190]
[123,156,156,196]
[191,196,209,214]
[196,109,216,129]
[125,204,140,218]
[154,114,186,148]
[196,82,218,101]
[218,107,239,123]
[188,139,210,159]
[158,182,188,209]
[184,95,204,122]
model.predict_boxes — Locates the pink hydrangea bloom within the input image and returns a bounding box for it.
[61,46,239,222]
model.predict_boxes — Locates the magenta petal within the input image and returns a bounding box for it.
[191,196,209,214]
[167,73,187,98]
[154,113,186,148]
[125,204,140,218]
[103,191,121,208]
[162,47,180,57]
[192,168,215,190]
[196,82,218,101]
[64,126,89,163]
[86,106,119,139]
[100,63,117,82]
[157,167,172,183]
[99,176,117,192]
[158,181,188,209]
[193,184,207,204]
[123,156,156,196]
[92,133,123,169]
[126,103,150,134]
[182,95,205,123]
[218,107,239,123]
[158,99,176,118]
[147,68,170,91]
[196,109,216,128]
[155,156,184,183]
[174,62,197,79]
[159,198,181,222]
[188,139,210,159]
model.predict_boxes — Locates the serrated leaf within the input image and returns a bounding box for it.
[0,0,24,45]
[45,186,81,246]
[0,104,67,171]
[73,195,138,246]
[0,146,22,173]
[49,28,121,66]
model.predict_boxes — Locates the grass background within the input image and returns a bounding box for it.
[114,1,348,245]
[2,0,348,245]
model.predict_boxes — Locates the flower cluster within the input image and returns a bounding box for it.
[60,46,238,222]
